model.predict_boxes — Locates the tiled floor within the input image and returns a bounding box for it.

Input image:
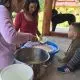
[40,36,80,80]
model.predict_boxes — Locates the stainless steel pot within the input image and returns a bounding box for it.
[15,48,50,65]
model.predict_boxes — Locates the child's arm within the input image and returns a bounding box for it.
[14,13,21,31]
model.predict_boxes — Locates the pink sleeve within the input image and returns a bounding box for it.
[0,6,33,45]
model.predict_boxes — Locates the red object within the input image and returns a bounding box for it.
[14,12,38,36]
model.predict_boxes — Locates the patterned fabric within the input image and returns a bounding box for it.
[21,41,40,48]
[67,48,80,70]
[63,38,80,63]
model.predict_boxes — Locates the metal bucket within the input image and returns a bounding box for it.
[15,48,50,65]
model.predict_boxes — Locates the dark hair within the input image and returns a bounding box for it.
[71,22,80,32]
[0,0,11,10]
[24,0,40,17]
[0,0,8,4]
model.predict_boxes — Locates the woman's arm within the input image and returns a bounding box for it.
[0,5,34,45]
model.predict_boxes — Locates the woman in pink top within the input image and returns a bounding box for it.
[0,0,37,69]
[14,0,41,39]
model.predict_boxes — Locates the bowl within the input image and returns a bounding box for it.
[0,64,33,80]
[15,48,50,65]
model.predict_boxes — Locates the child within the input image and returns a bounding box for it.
[14,0,42,40]
[57,22,80,72]
[0,0,37,69]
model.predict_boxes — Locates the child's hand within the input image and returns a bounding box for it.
[29,33,38,41]
[32,36,38,42]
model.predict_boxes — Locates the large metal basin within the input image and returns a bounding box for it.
[15,48,50,64]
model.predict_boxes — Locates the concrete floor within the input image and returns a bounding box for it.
[50,26,69,33]
[40,36,80,80]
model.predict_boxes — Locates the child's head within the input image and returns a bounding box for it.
[68,22,80,39]
[23,0,40,16]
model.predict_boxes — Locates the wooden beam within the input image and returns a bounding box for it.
[53,0,57,9]
[42,0,53,35]
[42,0,68,37]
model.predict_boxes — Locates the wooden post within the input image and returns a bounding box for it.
[53,0,57,9]
[42,0,53,35]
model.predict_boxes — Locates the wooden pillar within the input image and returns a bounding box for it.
[53,0,57,9]
[42,0,53,35]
